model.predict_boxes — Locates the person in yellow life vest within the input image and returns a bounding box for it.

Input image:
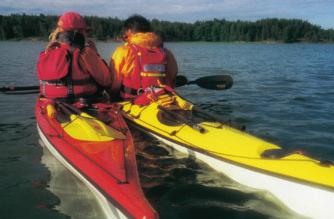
[109,15,178,102]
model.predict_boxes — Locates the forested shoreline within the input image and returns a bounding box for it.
[1,14,334,43]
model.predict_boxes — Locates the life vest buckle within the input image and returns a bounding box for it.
[144,86,163,94]
[137,88,144,95]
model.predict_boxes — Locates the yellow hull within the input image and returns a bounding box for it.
[118,94,334,218]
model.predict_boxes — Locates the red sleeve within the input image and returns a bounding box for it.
[79,46,112,87]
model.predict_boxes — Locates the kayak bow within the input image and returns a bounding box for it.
[36,98,157,219]
[117,93,334,219]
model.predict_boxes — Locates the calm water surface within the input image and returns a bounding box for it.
[0,41,333,219]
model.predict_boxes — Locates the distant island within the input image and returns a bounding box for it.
[0,14,333,43]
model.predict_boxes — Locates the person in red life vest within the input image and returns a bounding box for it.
[37,11,111,100]
[109,15,178,103]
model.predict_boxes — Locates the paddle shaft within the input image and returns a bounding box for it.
[0,75,233,95]
[2,90,39,94]
[0,85,39,92]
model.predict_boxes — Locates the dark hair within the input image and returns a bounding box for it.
[57,31,85,49]
[123,15,151,33]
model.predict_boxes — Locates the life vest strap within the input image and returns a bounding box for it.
[39,78,94,86]
[66,49,74,98]
[121,85,165,96]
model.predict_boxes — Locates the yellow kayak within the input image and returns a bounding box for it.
[118,93,334,219]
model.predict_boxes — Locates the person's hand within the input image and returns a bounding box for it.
[86,39,97,52]
[46,41,61,51]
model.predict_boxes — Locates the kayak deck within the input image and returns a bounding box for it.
[36,98,157,219]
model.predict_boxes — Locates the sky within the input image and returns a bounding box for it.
[0,0,333,29]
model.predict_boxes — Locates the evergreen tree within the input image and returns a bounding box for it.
[0,14,333,43]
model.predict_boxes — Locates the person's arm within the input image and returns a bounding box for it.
[109,46,134,94]
[165,49,178,88]
[79,43,112,87]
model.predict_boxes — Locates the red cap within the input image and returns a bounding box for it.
[57,12,87,31]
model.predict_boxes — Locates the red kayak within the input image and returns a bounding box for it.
[36,97,158,219]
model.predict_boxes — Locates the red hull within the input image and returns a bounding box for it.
[36,98,157,219]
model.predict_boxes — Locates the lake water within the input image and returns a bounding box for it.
[0,41,333,219]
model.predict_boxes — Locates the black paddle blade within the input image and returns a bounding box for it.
[195,75,233,90]
[175,75,233,90]
[175,75,189,87]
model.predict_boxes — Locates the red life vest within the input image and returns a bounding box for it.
[121,44,167,99]
[37,44,97,99]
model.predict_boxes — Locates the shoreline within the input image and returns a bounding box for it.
[2,37,333,44]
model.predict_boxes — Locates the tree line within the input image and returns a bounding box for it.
[1,14,334,43]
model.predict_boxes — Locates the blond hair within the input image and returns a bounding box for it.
[45,27,63,50]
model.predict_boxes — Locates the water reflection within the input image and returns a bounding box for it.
[40,144,106,219]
